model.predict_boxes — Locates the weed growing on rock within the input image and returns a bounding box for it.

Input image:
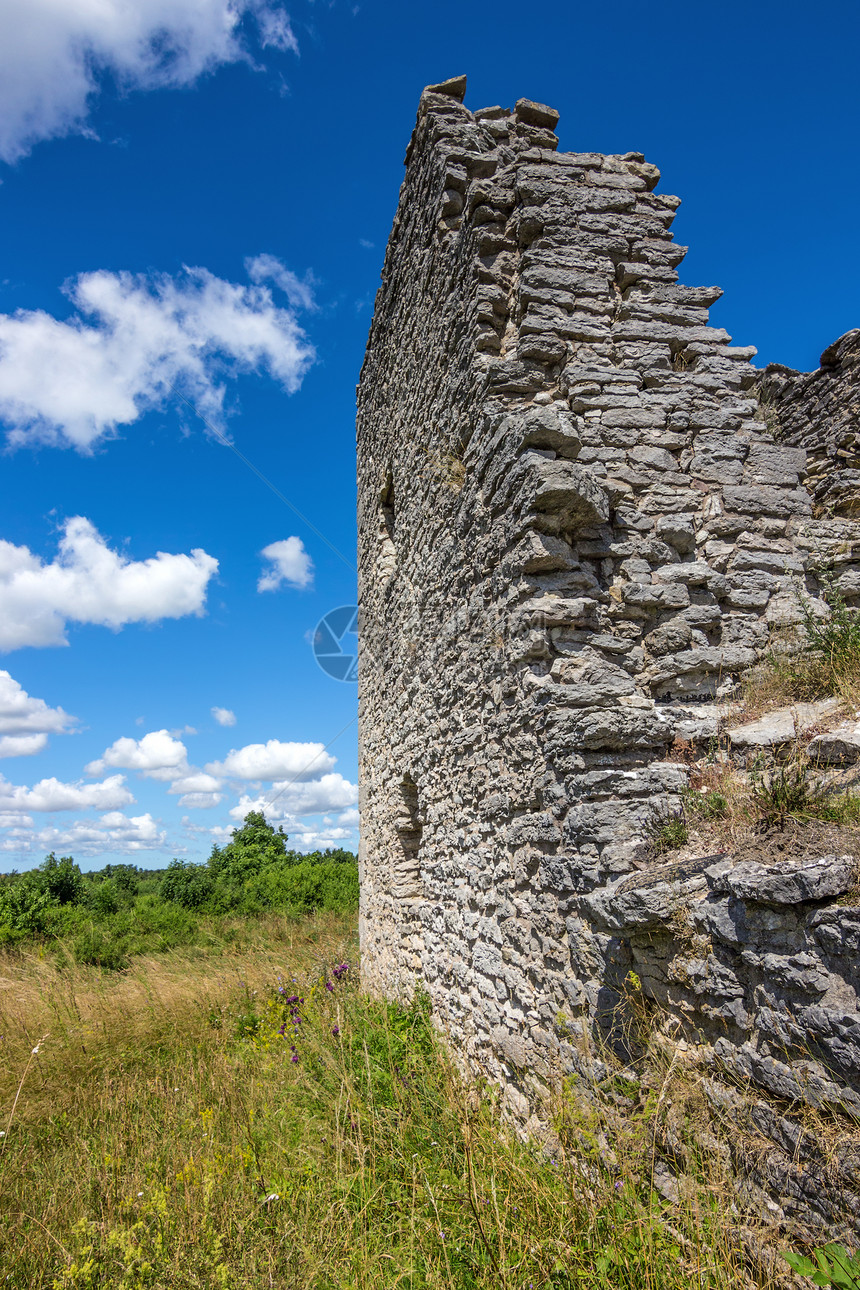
[748,755,823,828]
[743,574,860,710]
[648,809,689,856]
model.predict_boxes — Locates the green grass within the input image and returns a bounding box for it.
[0,914,759,1290]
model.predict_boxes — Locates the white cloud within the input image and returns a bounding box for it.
[169,771,224,805]
[292,827,355,848]
[178,791,223,809]
[0,734,49,758]
[86,729,189,780]
[0,669,77,756]
[12,811,167,856]
[337,807,360,827]
[228,772,357,820]
[0,670,74,735]
[0,518,218,650]
[0,0,298,165]
[257,537,313,591]
[0,265,315,451]
[168,771,222,795]
[275,773,358,816]
[207,739,336,781]
[245,255,317,312]
[0,773,133,814]
[211,706,236,727]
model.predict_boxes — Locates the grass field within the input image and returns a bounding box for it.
[0,909,775,1290]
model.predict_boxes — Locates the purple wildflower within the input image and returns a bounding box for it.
[332,1026,340,1037]
[325,981,334,993]
[291,1052,298,1063]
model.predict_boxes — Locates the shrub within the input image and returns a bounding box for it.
[784,1242,860,1288]
[744,574,860,709]
[801,573,860,675]
[250,860,360,914]
[160,859,215,910]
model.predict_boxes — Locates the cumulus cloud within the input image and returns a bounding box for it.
[168,770,223,808]
[257,537,313,592]
[86,730,189,780]
[2,811,166,856]
[0,518,217,651]
[207,739,336,781]
[86,731,229,808]
[169,771,222,795]
[0,265,315,451]
[0,670,77,756]
[211,706,236,727]
[178,791,223,809]
[0,735,50,758]
[228,772,357,820]
[0,0,298,165]
[246,255,317,312]
[0,773,133,814]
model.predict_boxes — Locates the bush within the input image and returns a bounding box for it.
[745,574,860,709]
[160,859,214,910]
[249,860,360,914]
[72,925,130,971]
[648,808,688,855]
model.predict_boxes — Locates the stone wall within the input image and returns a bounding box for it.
[356,76,860,1240]
[761,330,860,518]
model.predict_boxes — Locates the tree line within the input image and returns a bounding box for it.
[0,811,358,967]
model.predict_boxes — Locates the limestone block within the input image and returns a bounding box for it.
[526,457,610,529]
[726,699,840,749]
[716,856,855,905]
[807,720,860,765]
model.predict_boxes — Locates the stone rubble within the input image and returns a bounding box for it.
[357,76,860,1240]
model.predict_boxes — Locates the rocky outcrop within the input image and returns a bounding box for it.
[357,76,860,1241]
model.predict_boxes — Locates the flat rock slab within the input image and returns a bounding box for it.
[808,719,860,766]
[726,699,840,749]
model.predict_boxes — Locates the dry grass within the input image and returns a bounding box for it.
[740,647,860,717]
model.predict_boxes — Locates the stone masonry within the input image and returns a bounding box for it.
[761,329,860,519]
[357,76,860,1239]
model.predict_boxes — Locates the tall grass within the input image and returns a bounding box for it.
[0,914,767,1289]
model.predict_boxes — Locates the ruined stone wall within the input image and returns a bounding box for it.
[761,330,860,519]
[357,77,860,1239]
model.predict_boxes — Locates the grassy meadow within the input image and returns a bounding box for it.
[0,905,767,1290]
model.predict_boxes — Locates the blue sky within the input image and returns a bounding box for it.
[0,0,856,870]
